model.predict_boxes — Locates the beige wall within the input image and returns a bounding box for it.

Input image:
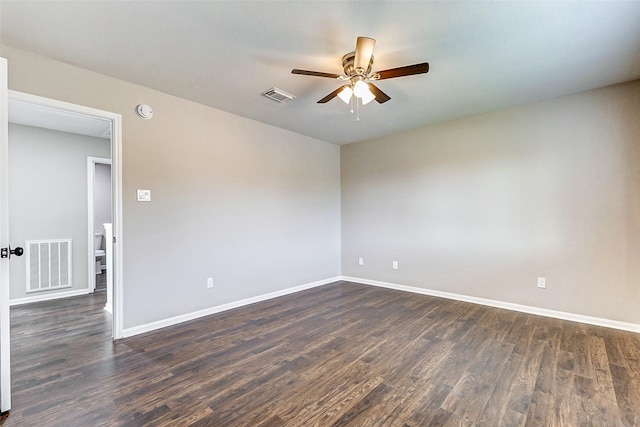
[342,80,640,324]
[2,45,341,328]
[4,43,639,327]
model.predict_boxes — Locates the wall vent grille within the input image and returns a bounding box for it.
[26,239,72,293]
[261,87,296,103]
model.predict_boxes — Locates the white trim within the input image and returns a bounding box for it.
[111,114,123,340]
[0,56,12,412]
[116,273,640,338]
[340,276,640,334]
[9,288,90,306]
[87,156,111,294]
[8,90,124,339]
[122,276,341,338]
[103,223,113,315]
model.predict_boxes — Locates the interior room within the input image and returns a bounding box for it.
[7,105,112,304]
[0,1,639,425]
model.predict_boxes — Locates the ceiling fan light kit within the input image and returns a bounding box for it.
[337,86,353,104]
[292,36,430,120]
[353,79,375,104]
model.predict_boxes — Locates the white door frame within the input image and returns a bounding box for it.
[0,57,12,412]
[8,90,124,340]
[87,156,112,293]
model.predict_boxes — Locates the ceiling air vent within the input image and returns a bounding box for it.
[261,87,296,103]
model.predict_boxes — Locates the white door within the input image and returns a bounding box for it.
[0,57,12,412]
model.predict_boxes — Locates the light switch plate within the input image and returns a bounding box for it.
[137,189,151,202]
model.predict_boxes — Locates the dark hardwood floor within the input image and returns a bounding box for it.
[1,281,639,426]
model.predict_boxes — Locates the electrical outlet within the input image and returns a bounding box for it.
[537,277,546,289]
[358,257,364,265]
[392,261,399,270]
[207,277,214,288]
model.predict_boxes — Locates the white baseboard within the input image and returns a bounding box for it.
[121,274,640,339]
[122,276,342,338]
[340,276,640,334]
[10,288,92,306]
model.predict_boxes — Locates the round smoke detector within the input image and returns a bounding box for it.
[136,104,153,120]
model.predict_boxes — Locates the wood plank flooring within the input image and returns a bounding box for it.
[1,281,640,426]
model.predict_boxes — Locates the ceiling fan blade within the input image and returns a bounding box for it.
[367,83,391,104]
[354,37,376,72]
[292,69,341,79]
[317,87,344,103]
[376,62,429,80]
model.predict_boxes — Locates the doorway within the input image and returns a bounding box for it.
[87,157,112,295]
[0,63,124,412]
[7,91,123,339]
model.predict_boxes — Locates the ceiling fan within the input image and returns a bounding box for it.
[292,36,429,109]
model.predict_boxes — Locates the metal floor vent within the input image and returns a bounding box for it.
[26,239,72,293]
[261,87,296,103]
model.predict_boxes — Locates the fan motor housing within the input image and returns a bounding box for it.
[342,52,373,77]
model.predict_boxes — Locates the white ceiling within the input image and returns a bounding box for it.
[1,1,639,145]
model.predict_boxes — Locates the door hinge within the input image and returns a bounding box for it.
[0,248,7,259]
